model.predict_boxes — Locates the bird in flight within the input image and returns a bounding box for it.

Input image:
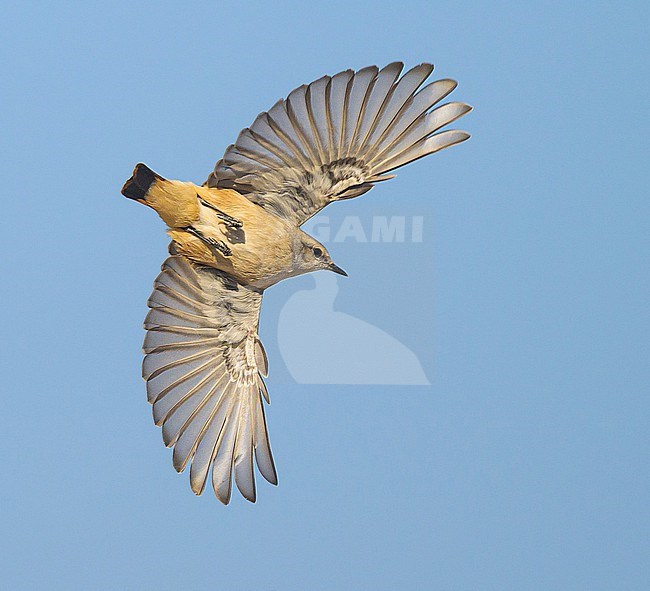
[121,62,471,504]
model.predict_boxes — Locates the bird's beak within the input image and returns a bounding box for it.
[328,262,348,277]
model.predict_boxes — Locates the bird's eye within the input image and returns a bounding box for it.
[312,247,323,258]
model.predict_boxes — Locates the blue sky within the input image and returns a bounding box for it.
[1,1,648,589]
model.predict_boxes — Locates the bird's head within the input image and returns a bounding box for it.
[293,231,347,277]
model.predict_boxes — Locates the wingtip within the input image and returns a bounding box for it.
[215,489,232,505]
[236,484,257,503]
[258,456,279,486]
[190,478,206,495]
[413,62,435,76]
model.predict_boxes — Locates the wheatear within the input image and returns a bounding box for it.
[122,62,471,504]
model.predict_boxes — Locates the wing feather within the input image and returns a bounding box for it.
[212,395,240,504]
[265,102,313,169]
[252,395,277,484]
[365,78,459,161]
[328,69,354,160]
[174,372,230,473]
[355,62,404,153]
[286,85,320,164]
[207,62,471,225]
[305,75,331,165]
[379,129,471,172]
[369,102,473,167]
[363,62,435,147]
[342,65,379,157]
[142,256,277,504]
[233,396,256,501]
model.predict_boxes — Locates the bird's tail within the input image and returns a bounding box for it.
[121,163,165,202]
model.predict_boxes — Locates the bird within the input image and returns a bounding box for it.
[121,62,471,504]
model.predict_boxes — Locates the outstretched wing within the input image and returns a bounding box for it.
[142,255,277,504]
[206,62,471,225]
